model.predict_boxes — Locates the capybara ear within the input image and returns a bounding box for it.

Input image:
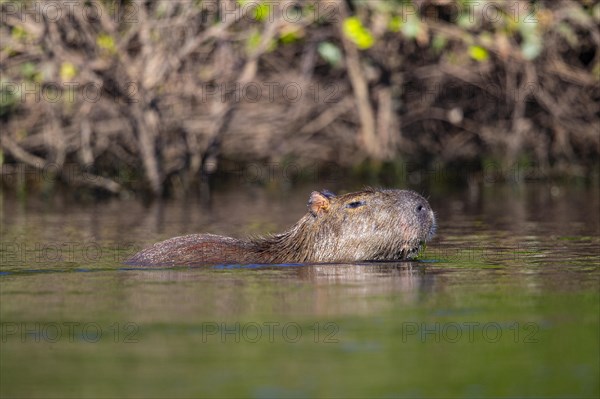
[320,189,336,198]
[308,191,331,216]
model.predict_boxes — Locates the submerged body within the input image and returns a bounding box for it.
[126,188,436,266]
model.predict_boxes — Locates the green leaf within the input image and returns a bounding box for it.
[458,13,476,29]
[468,45,489,61]
[60,62,77,80]
[521,38,541,60]
[388,16,402,32]
[11,26,27,41]
[343,17,374,50]
[402,16,420,39]
[247,30,262,51]
[21,62,41,82]
[97,34,116,54]
[279,31,298,44]
[279,26,302,44]
[246,28,276,53]
[318,42,342,67]
[252,3,270,22]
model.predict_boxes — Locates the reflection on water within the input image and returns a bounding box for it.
[0,183,598,398]
[116,262,434,317]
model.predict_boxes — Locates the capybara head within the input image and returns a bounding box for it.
[261,188,436,263]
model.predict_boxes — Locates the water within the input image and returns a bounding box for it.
[1,183,598,398]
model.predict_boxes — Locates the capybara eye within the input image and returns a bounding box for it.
[346,201,366,209]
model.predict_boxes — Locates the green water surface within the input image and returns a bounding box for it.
[1,184,598,398]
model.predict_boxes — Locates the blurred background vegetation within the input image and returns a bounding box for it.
[1,0,599,198]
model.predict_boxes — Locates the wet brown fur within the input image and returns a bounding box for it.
[125,189,436,266]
